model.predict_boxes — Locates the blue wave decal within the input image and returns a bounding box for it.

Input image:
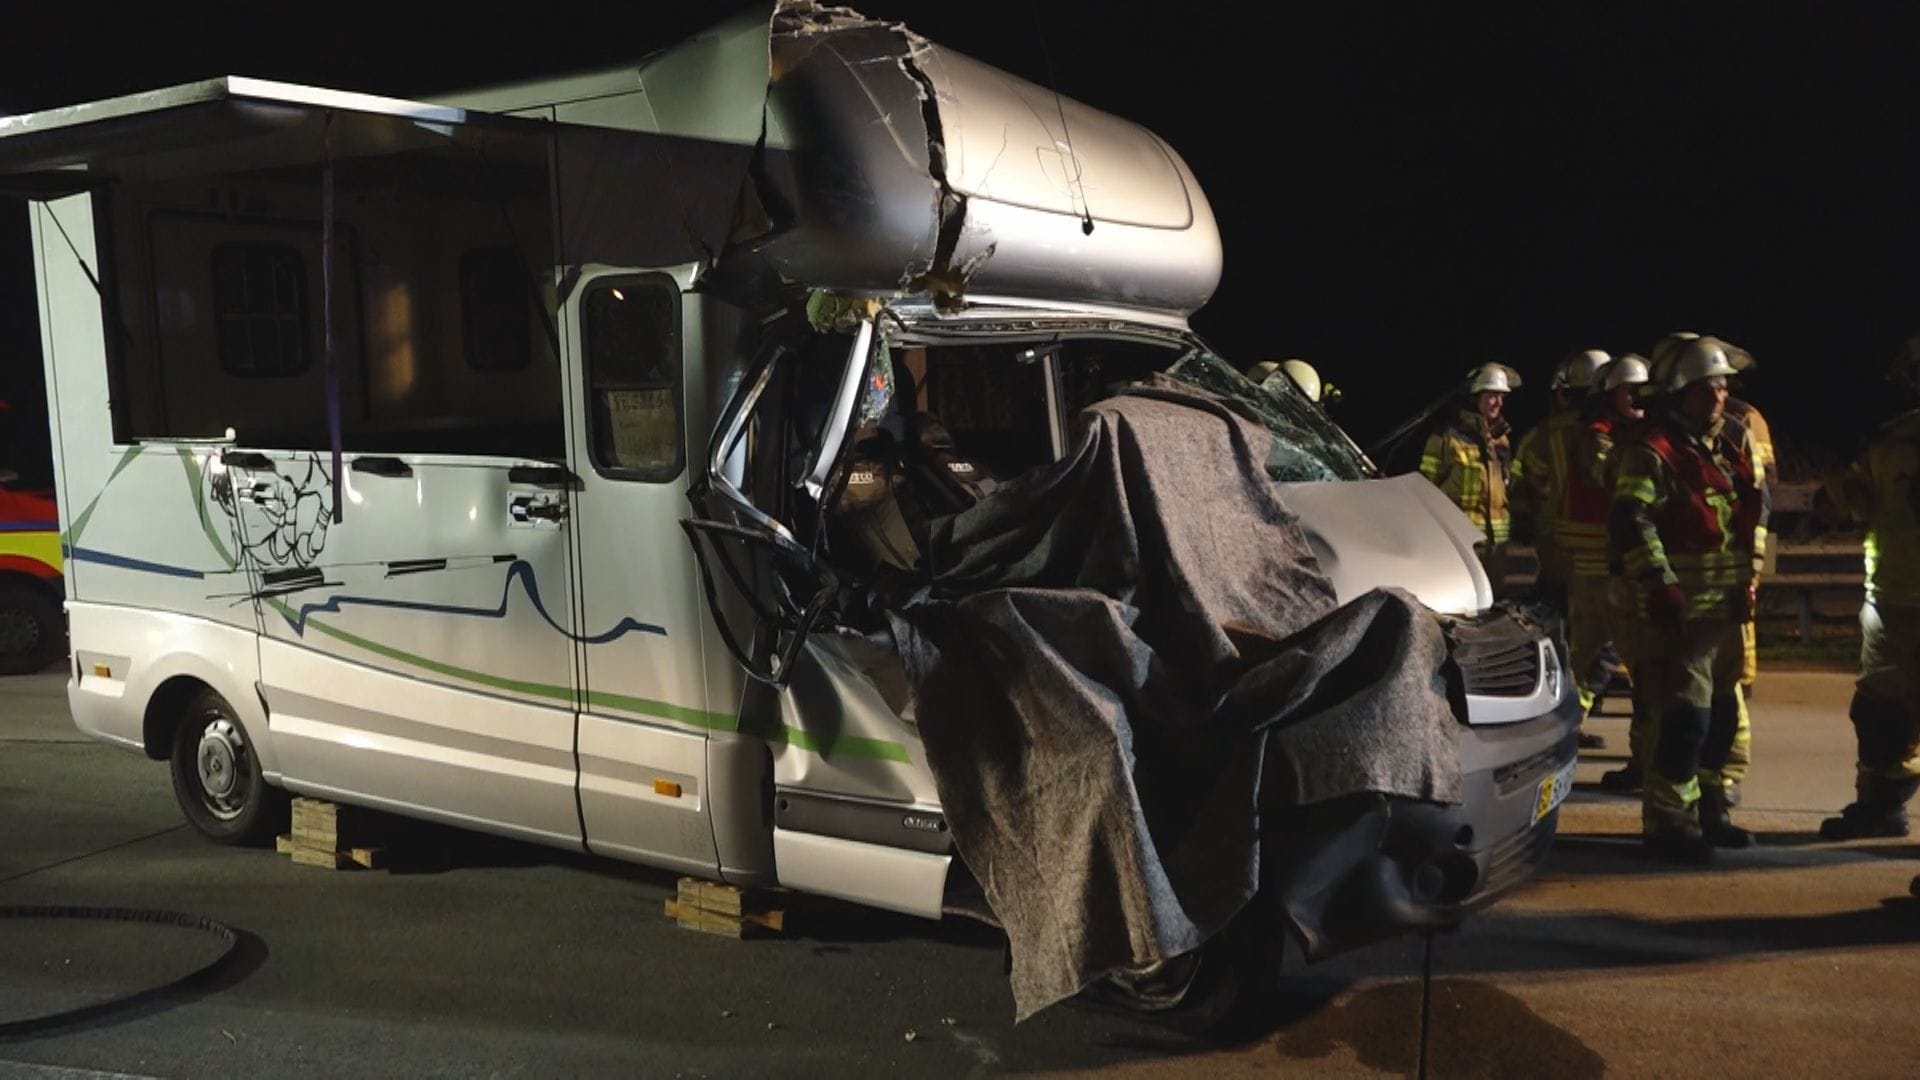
[0,520,59,533]
[69,547,207,580]
[274,559,667,645]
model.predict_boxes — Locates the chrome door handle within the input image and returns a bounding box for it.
[510,495,567,524]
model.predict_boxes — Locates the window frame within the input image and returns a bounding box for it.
[578,272,684,484]
[210,241,314,379]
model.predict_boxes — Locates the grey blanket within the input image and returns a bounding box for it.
[886,387,1460,1019]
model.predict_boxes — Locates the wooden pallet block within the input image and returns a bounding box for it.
[291,797,364,849]
[275,832,386,871]
[663,898,786,937]
[666,877,786,937]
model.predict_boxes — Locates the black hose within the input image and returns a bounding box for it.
[0,905,244,1039]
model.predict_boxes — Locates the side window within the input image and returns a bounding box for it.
[212,243,310,377]
[582,276,681,481]
[461,247,533,373]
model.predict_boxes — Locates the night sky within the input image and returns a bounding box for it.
[3,2,1916,479]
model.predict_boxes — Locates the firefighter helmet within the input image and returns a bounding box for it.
[1279,359,1326,403]
[1467,363,1521,394]
[1661,336,1741,394]
[1596,354,1650,392]
[1552,348,1611,391]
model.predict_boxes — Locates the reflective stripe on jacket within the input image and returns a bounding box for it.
[1510,408,1580,578]
[1609,414,1764,620]
[1421,410,1512,546]
[1833,410,1920,607]
[1559,413,1620,578]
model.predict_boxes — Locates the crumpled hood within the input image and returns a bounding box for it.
[1272,473,1493,616]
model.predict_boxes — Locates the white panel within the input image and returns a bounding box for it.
[63,601,266,766]
[262,636,580,841]
[774,828,951,920]
[578,715,718,873]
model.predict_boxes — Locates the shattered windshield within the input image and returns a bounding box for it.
[1165,351,1373,482]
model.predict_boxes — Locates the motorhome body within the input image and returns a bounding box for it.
[0,2,1574,1017]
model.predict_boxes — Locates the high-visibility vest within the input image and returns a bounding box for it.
[1557,413,1619,578]
[1512,408,1581,579]
[1420,410,1511,546]
[1613,417,1762,620]
[1838,410,1920,607]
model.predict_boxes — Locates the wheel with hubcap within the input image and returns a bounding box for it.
[168,688,287,845]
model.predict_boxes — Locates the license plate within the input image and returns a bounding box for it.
[1533,760,1576,823]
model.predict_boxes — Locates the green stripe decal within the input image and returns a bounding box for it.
[63,444,146,547]
[180,449,238,570]
[267,600,911,762]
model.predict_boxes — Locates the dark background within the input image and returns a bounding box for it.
[4,2,1916,481]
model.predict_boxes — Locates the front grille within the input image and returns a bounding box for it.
[1473,813,1558,901]
[1461,642,1541,695]
[1492,743,1567,796]
[1446,605,1549,697]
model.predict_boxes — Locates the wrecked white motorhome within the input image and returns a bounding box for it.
[0,2,1575,1022]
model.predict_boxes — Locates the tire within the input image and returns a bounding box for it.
[0,582,64,676]
[168,689,288,845]
[1078,897,1287,1038]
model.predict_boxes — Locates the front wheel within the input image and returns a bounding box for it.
[168,688,287,845]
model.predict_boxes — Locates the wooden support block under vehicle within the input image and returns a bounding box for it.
[666,877,786,936]
[276,833,388,871]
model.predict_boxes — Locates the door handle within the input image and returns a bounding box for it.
[351,455,413,478]
[221,450,273,470]
[510,495,567,524]
[508,465,578,489]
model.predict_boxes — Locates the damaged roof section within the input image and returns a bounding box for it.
[725,0,1221,316]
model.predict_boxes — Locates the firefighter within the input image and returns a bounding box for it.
[1556,354,1647,756]
[1610,336,1765,861]
[1819,336,1920,840]
[1421,364,1520,586]
[1603,333,1765,799]
[1510,349,1609,618]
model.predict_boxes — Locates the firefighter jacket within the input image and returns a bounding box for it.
[1509,406,1581,579]
[1724,396,1775,566]
[1421,408,1512,546]
[1562,409,1629,579]
[1831,409,1920,608]
[1609,411,1766,622]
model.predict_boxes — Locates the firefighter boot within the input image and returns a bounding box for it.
[1697,695,1752,848]
[1599,761,1643,793]
[1819,775,1919,840]
[1699,787,1754,849]
[1643,705,1714,865]
[1820,696,1920,840]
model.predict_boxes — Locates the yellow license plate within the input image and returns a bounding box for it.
[1534,761,1576,823]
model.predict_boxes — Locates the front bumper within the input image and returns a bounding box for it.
[1274,690,1581,961]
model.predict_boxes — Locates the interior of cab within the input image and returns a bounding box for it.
[687,318,1368,681]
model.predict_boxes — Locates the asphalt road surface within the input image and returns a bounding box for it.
[2,665,1916,1079]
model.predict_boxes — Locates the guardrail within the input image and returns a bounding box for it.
[1505,539,1865,639]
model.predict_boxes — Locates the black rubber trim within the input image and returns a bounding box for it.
[775,790,953,855]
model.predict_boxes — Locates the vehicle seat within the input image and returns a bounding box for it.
[824,429,926,579]
[904,412,998,515]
